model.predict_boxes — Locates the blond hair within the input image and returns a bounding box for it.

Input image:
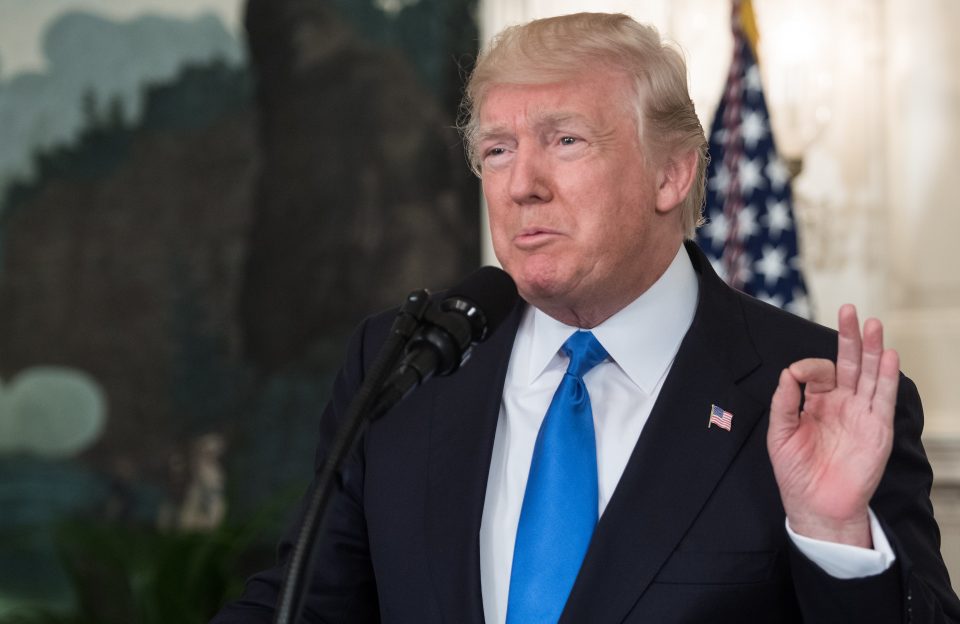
[460,12,708,236]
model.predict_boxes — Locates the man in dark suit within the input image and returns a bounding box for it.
[212,12,960,623]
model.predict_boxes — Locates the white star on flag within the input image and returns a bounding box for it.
[702,213,731,249]
[763,199,793,238]
[755,244,788,288]
[709,163,732,194]
[741,110,769,150]
[738,157,766,195]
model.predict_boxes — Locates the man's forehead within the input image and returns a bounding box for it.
[479,73,629,113]
[479,104,592,130]
[476,78,632,135]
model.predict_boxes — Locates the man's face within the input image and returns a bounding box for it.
[477,69,683,324]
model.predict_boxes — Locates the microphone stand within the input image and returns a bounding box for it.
[272,289,431,624]
[272,264,515,624]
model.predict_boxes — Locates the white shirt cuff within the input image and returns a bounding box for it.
[786,508,896,579]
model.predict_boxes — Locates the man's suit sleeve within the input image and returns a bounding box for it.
[210,317,382,624]
[788,375,960,623]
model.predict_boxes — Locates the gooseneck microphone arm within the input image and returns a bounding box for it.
[272,289,431,624]
[272,267,518,624]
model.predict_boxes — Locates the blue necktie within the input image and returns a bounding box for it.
[506,330,608,624]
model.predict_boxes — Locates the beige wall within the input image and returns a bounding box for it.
[480,0,960,589]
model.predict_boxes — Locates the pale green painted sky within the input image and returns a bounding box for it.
[0,0,243,76]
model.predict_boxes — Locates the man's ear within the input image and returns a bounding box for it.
[654,149,698,214]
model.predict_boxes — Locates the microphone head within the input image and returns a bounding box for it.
[442,266,518,343]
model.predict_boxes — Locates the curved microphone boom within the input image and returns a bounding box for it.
[273,266,517,624]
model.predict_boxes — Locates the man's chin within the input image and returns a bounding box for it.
[503,258,581,306]
[515,277,574,311]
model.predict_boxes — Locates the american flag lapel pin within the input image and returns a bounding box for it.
[708,404,733,431]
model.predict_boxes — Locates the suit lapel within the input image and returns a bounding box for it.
[562,242,766,623]
[424,301,523,624]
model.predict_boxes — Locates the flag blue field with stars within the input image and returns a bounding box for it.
[696,0,811,319]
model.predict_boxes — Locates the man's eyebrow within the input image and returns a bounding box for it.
[474,126,514,144]
[475,111,601,143]
[530,111,598,133]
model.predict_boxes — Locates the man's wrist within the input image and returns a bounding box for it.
[786,508,896,579]
[786,510,873,548]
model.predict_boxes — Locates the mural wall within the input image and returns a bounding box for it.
[0,0,480,618]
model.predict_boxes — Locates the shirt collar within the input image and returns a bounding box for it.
[518,244,699,394]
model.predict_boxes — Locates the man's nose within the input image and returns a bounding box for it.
[508,145,553,205]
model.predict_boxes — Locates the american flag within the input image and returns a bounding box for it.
[708,404,734,432]
[696,0,811,319]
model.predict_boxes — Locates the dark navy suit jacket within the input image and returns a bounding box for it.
[212,242,960,623]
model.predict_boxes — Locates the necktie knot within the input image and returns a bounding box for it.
[561,331,608,379]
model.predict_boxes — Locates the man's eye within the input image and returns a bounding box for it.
[559,136,578,146]
[485,147,506,158]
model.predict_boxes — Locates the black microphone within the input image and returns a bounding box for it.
[375,266,518,413]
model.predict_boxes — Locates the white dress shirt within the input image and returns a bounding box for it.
[478,245,894,624]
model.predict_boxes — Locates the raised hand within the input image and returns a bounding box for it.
[767,304,901,547]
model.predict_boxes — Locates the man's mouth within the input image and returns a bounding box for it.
[515,227,561,249]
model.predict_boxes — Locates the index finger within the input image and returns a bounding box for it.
[836,304,862,391]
